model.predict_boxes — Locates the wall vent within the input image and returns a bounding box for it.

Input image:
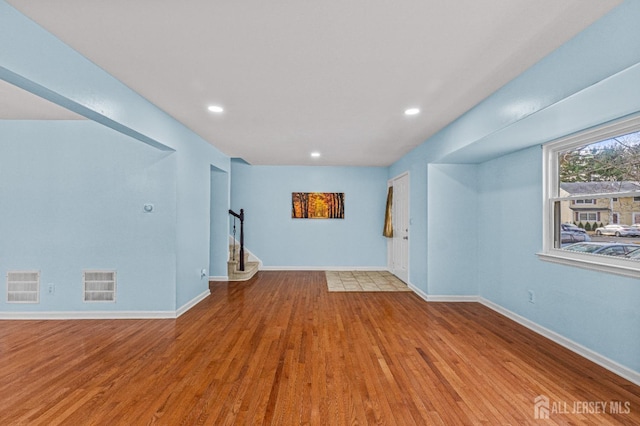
[7,271,40,303]
[83,270,116,302]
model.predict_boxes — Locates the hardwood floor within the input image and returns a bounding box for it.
[0,271,638,425]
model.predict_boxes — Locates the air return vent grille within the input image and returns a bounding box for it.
[83,270,116,302]
[7,271,40,303]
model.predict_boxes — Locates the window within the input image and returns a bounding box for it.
[577,212,598,222]
[541,114,640,278]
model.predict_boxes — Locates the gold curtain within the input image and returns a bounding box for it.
[383,186,393,237]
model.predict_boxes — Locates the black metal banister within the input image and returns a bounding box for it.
[228,209,245,271]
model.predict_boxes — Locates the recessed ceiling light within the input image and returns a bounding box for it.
[404,108,420,116]
[207,105,224,113]
[311,152,321,158]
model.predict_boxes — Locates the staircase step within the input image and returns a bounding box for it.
[229,245,249,262]
[227,260,259,281]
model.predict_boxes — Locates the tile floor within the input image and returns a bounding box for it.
[325,270,411,292]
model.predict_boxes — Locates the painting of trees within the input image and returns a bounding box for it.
[292,192,344,219]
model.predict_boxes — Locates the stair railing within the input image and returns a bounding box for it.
[228,209,245,271]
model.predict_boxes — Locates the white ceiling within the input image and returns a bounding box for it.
[4,0,622,166]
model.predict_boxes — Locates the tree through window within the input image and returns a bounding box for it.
[558,130,640,231]
[541,115,640,278]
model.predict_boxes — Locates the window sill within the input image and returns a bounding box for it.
[537,250,640,279]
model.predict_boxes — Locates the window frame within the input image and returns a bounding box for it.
[577,212,598,222]
[539,114,640,278]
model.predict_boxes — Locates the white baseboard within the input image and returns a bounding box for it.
[0,310,177,320]
[176,289,210,318]
[479,297,640,387]
[209,275,229,281]
[260,266,390,271]
[407,286,640,386]
[0,289,211,320]
[408,284,479,302]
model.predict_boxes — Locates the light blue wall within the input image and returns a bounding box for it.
[477,147,544,305]
[0,121,177,311]
[427,164,478,296]
[231,160,388,268]
[173,142,226,307]
[1,0,638,373]
[385,2,640,303]
[210,166,230,278]
[479,146,640,373]
[388,1,640,375]
[390,0,640,293]
[1,1,231,311]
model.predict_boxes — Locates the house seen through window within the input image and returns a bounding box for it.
[541,115,640,277]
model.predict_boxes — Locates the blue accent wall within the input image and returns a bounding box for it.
[210,166,230,278]
[0,121,177,311]
[389,1,640,375]
[231,160,388,268]
[1,0,639,377]
[478,146,640,373]
[427,164,478,296]
[1,0,230,311]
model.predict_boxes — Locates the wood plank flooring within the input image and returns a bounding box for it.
[0,271,638,425]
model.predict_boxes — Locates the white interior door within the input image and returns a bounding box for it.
[390,173,409,283]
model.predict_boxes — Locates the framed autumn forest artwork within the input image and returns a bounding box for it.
[291,192,344,219]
